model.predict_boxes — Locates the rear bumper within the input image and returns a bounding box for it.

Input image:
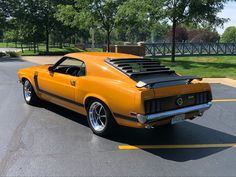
[137,102,212,124]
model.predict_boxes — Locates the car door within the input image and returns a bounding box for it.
[36,57,84,106]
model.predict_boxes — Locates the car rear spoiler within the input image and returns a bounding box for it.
[136,76,202,88]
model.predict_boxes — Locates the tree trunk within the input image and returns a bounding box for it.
[21,43,24,53]
[59,41,63,49]
[46,24,49,54]
[171,18,177,62]
[33,42,36,53]
[107,30,111,52]
[91,28,95,51]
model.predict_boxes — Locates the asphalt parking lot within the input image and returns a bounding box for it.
[0,58,236,176]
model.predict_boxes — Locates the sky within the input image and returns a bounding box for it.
[217,1,236,34]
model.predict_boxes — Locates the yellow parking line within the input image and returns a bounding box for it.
[118,144,236,150]
[213,99,236,103]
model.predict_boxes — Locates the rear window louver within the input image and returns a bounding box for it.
[105,58,175,77]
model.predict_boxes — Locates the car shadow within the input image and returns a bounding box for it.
[111,124,236,162]
[39,101,236,162]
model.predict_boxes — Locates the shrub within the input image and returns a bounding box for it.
[188,29,220,43]
[0,52,6,58]
[166,27,188,42]
[5,51,19,57]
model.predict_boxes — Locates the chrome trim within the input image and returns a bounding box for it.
[89,102,107,132]
[145,102,212,124]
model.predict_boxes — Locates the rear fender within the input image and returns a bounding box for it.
[83,94,110,111]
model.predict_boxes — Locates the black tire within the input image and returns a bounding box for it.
[23,79,40,105]
[86,99,117,136]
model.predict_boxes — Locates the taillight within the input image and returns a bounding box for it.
[144,99,161,114]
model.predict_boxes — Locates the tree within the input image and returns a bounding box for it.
[116,0,165,43]
[166,26,188,42]
[221,26,236,43]
[188,29,220,43]
[163,0,229,62]
[7,0,73,53]
[0,0,13,35]
[3,19,19,46]
[10,0,46,52]
[56,0,125,52]
[116,0,150,42]
[151,23,169,42]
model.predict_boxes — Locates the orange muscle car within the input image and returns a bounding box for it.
[18,52,212,136]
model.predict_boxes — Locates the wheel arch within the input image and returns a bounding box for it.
[84,94,110,111]
[20,75,40,97]
[21,76,33,85]
[83,94,120,124]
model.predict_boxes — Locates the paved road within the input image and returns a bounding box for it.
[0,58,236,176]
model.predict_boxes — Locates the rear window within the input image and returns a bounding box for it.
[105,58,176,79]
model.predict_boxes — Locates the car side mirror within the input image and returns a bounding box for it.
[48,66,54,72]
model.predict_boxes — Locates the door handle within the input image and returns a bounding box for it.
[70,80,76,86]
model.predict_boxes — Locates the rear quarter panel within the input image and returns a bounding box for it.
[77,76,137,114]
[77,75,149,128]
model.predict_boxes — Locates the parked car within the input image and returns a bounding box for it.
[18,52,212,136]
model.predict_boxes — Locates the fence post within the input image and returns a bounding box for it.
[152,44,155,57]
[181,43,184,55]
[224,43,227,54]
[191,43,194,55]
[208,43,210,55]
[163,42,166,56]
[234,43,236,55]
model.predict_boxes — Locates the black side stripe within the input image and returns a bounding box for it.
[34,73,84,107]
[113,113,138,122]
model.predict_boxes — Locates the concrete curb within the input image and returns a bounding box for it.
[20,56,62,65]
[201,78,236,89]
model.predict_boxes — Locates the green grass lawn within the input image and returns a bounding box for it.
[0,42,84,55]
[18,47,84,56]
[0,42,19,48]
[18,47,103,56]
[158,56,236,79]
[0,42,103,54]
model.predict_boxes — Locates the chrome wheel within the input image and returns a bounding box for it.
[23,80,32,102]
[89,102,107,132]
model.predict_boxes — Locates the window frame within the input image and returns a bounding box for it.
[51,57,86,77]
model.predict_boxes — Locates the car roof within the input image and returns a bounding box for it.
[65,52,141,62]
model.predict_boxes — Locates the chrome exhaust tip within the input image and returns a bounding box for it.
[145,124,154,129]
[198,112,204,117]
